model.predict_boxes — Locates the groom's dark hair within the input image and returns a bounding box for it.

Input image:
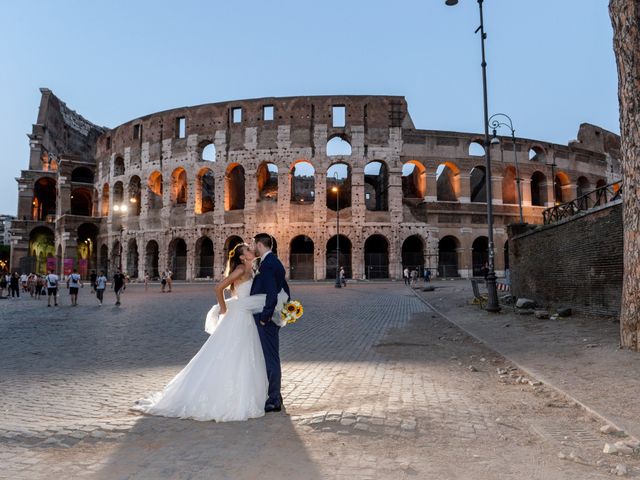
[254,233,273,249]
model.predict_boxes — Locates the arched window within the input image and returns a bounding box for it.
[113,181,124,211]
[291,161,315,203]
[502,166,517,204]
[472,236,489,277]
[576,176,591,198]
[128,176,141,216]
[171,167,188,205]
[531,171,548,207]
[148,171,163,210]
[364,161,388,211]
[554,171,570,203]
[402,235,425,272]
[71,167,94,184]
[469,141,485,157]
[436,162,460,202]
[326,235,352,279]
[326,163,351,210]
[32,177,56,221]
[196,168,215,214]
[70,188,93,216]
[529,146,545,162]
[326,136,352,156]
[195,236,214,278]
[402,161,426,199]
[101,183,109,216]
[289,235,314,280]
[114,156,125,176]
[29,226,55,274]
[145,241,159,278]
[364,234,389,279]
[77,223,98,276]
[438,236,460,277]
[201,142,216,162]
[470,166,487,203]
[127,239,139,278]
[257,162,278,201]
[225,164,245,211]
[168,238,187,280]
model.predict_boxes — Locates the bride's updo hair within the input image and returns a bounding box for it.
[224,243,249,291]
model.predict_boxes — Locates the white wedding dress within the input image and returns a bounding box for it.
[134,280,283,422]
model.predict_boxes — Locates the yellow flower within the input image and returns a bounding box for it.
[287,304,296,313]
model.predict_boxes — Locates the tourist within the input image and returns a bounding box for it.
[20,272,28,292]
[89,270,97,294]
[424,268,432,283]
[339,266,346,287]
[95,270,107,305]
[403,267,410,286]
[144,270,149,292]
[113,269,125,306]
[166,269,173,293]
[35,275,45,299]
[67,268,83,306]
[410,269,417,287]
[160,271,167,292]
[10,272,20,298]
[45,269,59,307]
[0,273,6,298]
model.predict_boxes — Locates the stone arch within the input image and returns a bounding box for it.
[468,140,485,157]
[29,226,55,274]
[101,183,109,216]
[528,146,546,162]
[99,244,109,276]
[554,171,571,203]
[196,167,215,214]
[472,236,489,277]
[128,175,141,216]
[112,239,122,272]
[127,238,139,278]
[326,234,352,279]
[531,171,548,206]
[577,176,591,198]
[77,223,98,276]
[148,171,163,210]
[291,160,315,203]
[436,162,460,202]
[402,160,426,199]
[326,135,352,156]
[201,142,216,162]
[364,234,389,279]
[438,235,460,278]
[113,181,124,206]
[257,162,278,201]
[114,156,125,176]
[71,166,94,183]
[364,161,388,211]
[195,236,214,278]
[70,187,93,216]
[596,178,607,189]
[326,162,351,210]
[168,237,187,280]
[32,177,56,221]
[502,165,517,204]
[401,235,425,272]
[225,163,245,211]
[289,235,314,280]
[145,240,159,279]
[470,165,487,203]
[170,167,188,205]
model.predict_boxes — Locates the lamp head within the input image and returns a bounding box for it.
[490,129,500,145]
[331,186,338,193]
[445,0,459,5]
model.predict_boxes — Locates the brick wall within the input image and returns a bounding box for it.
[509,201,623,317]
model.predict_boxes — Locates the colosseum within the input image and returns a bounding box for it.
[10,88,622,282]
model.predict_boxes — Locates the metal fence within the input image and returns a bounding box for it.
[289,253,314,280]
[543,181,622,225]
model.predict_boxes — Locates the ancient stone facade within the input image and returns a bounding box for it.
[10,89,622,281]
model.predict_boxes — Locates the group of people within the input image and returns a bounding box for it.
[403,267,432,286]
[0,268,127,306]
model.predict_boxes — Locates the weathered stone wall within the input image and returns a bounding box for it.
[508,202,623,317]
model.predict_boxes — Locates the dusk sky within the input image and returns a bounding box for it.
[0,0,619,214]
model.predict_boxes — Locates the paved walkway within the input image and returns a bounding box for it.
[415,279,640,439]
[0,282,635,479]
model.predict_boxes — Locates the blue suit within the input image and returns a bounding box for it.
[251,252,290,407]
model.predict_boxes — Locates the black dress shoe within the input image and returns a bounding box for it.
[264,404,282,413]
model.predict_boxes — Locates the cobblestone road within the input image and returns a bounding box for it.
[0,282,628,479]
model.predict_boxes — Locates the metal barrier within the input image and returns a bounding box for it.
[543,181,622,225]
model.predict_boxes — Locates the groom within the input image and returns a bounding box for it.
[251,233,290,412]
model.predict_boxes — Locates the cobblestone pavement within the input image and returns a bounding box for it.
[0,282,634,479]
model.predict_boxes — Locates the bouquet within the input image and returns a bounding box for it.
[280,300,304,325]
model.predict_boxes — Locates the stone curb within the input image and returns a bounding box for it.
[410,288,638,442]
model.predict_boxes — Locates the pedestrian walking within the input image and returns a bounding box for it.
[144,270,149,292]
[424,268,432,283]
[410,269,417,287]
[67,268,83,306]
[403,267,410,286]
[89,270,97,294]
[339,266,346,287]
[95,270,107,305]
[20,273,28,292]
[10,272,20,298]
[0,273,7,298]
[45,269,59,307]
[113,269,125,306]
[35,275,45,299]
[160,271,167,293]
[166,269,173,292]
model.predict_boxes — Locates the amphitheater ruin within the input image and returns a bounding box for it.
[9,89,622,281]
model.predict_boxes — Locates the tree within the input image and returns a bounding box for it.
[610,0,640,349]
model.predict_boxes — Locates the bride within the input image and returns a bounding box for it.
[133,243,284,422]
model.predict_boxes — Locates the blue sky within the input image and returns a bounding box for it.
[0,0,618,214]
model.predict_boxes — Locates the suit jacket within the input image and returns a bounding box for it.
[251,252,291,325]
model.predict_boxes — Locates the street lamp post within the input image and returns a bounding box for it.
[490,113,524,224]
[446,0,500,312]
[332,172,341,288]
